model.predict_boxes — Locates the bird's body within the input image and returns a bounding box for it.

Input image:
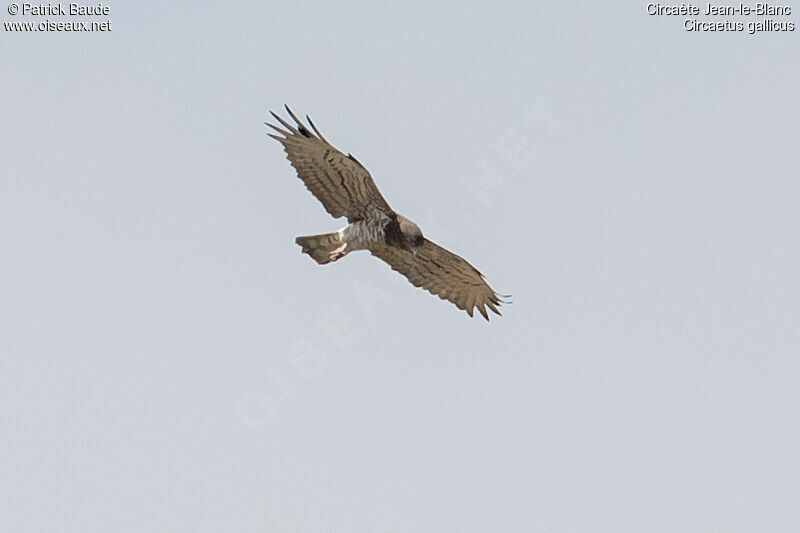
[295,211,419,263]
[295,214,394,264]
[267,106,507,320]
[342,212,397,254]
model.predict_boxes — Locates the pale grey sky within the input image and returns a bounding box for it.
[2,1,799,531]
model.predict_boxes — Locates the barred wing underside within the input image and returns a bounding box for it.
[266,106,393,222]
[370,238,505,320]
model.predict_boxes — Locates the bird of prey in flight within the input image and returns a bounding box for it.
[266,106,508,320]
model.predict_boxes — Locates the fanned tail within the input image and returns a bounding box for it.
[295,232,348,265]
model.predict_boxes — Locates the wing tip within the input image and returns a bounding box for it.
[268,106,317,139]
[306,114,329,143]
[464,292,507,321]
[265,121,290,138]
[283,105,313,137]
[268,109,297,134]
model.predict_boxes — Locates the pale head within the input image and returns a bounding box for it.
[396,214,424,255]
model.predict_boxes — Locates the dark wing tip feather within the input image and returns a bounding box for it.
[283,105,313,137]
[283,104,299,123]
[306,114,329,143]
[266,122,290,137]
[269,110,297,133]
[269,106,326,142]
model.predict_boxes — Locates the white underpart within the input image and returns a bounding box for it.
[331,227,348,256]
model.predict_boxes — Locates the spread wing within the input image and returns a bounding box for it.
[266,106,393,222]
[370,239,506,320]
